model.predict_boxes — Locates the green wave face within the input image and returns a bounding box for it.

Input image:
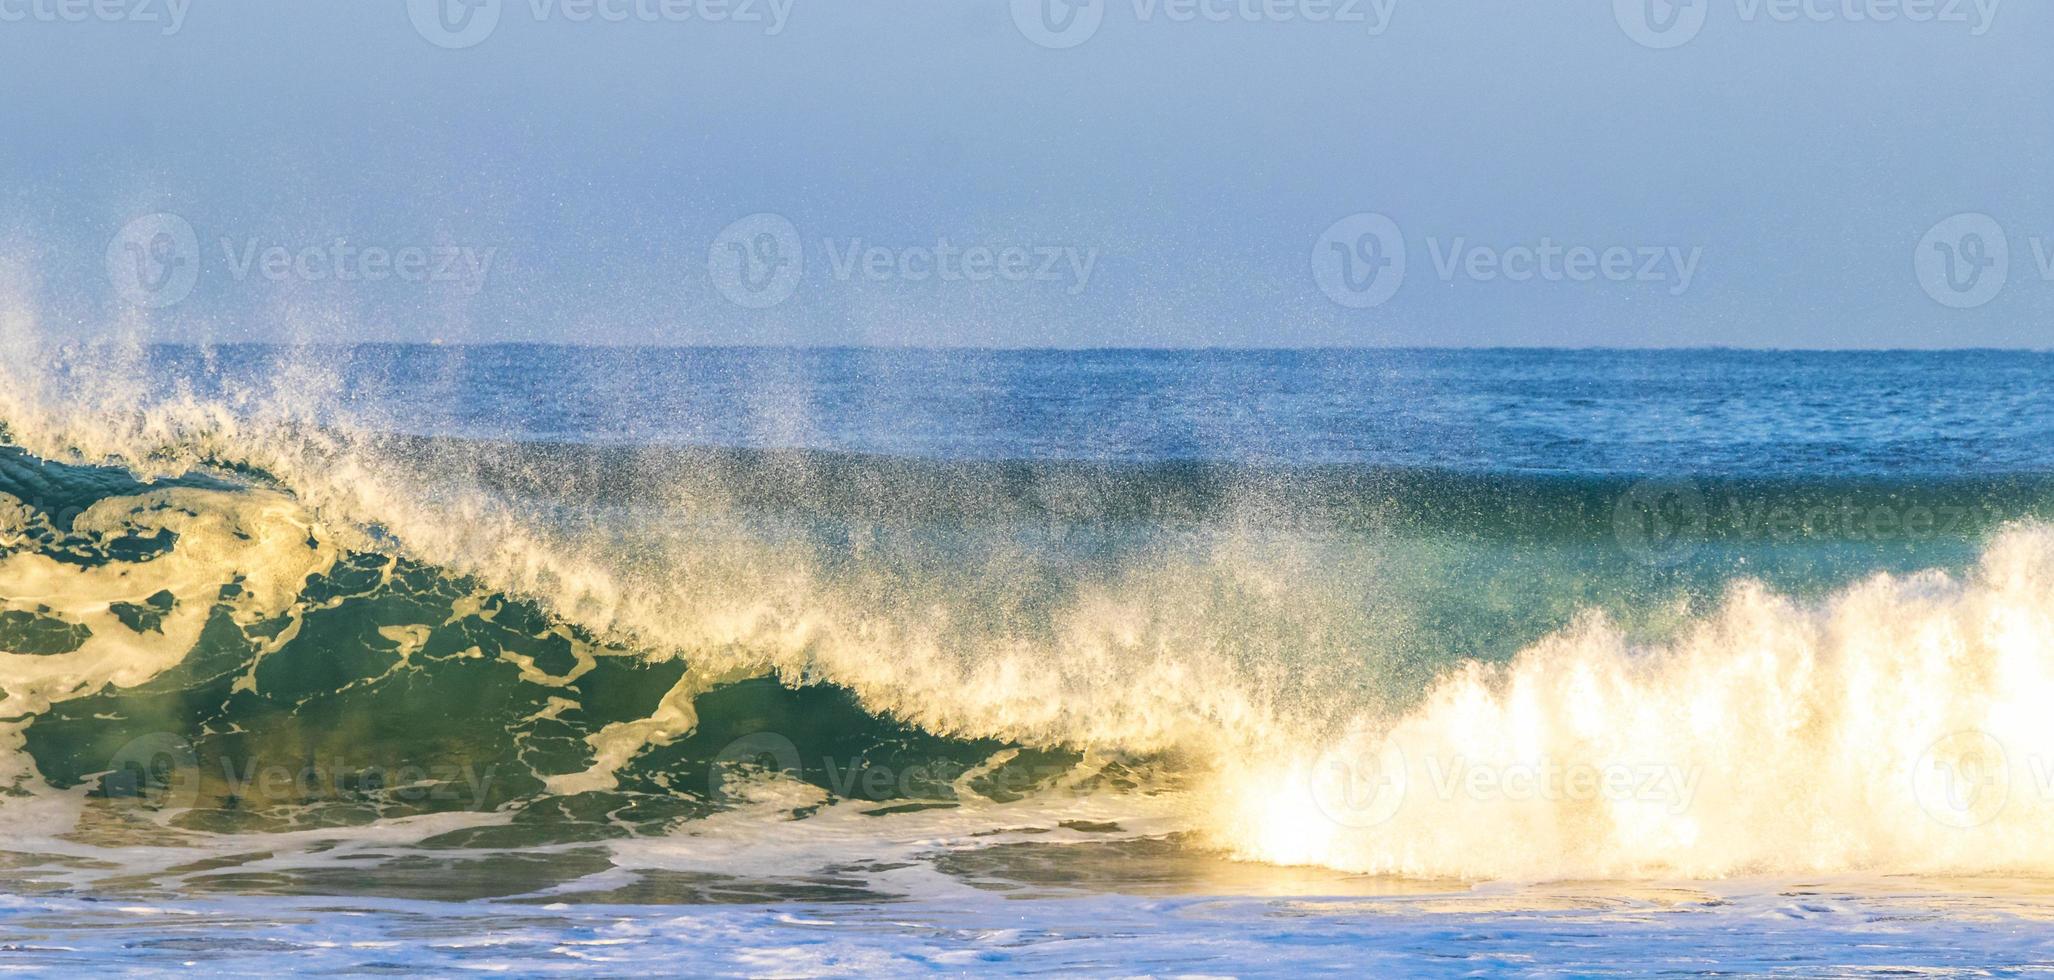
[5,439,2042,857]
[4,452,1073,843]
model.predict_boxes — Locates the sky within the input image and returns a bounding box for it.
[0,0,2048,348]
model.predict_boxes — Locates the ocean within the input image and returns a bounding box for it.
[3,343,2054,975]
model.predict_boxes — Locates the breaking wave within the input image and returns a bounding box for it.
[3,326,2054,882]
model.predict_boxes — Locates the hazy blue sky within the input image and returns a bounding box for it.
[1,0,2048,347]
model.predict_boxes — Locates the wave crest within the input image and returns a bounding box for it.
[6,331,2054,880]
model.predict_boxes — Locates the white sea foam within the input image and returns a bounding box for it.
[0,486,339,798]
[5,326,2054,881]
[1221,527,2054,879]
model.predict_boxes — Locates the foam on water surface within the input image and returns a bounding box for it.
[5,330,2054,971]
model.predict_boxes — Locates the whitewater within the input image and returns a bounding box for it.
[4,328,2054,972]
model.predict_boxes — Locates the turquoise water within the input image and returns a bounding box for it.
[3,346,2054,975]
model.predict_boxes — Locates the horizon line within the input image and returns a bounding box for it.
[87,342,2054,355]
